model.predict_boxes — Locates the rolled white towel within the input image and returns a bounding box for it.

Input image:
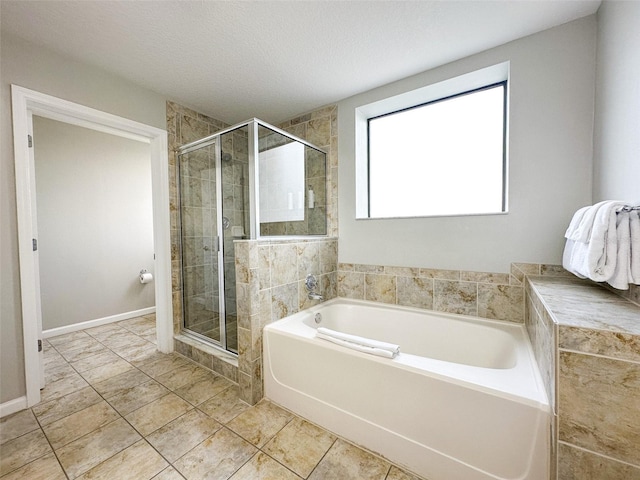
[316,327,400,357]
[316,332,398,358]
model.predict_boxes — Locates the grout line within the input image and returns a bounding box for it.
[557,441,640,469]
[558,347,640,365]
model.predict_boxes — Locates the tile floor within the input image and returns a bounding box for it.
[1,315,425,480]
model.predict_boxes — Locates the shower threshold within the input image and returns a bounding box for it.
[174,333,239,384]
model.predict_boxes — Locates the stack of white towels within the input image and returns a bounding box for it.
[563,200,640,290]
[316,327,400,358]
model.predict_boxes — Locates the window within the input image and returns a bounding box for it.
[356,63,509,219]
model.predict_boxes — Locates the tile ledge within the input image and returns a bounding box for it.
[526,277,640,337]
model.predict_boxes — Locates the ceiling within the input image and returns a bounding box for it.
[1,1,601,125]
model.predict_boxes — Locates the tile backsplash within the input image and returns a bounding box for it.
[337,263,539,323]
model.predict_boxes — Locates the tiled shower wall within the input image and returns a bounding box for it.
[258,137,327,236]
[277,106,338,237]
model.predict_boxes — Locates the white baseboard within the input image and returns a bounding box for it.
[0,396,27,418]
[43,307,156,339]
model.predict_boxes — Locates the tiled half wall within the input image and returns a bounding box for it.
[234,238,339,404]
[525,272,640,480]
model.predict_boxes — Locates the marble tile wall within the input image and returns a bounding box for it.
[526,273,640,480]
[519,264,575,414]
[258,137,327,237]
[235,238,338,405]
[337,263,527,323]
[277,105,338,238]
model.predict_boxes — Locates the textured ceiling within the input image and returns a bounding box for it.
[1,1,600,124]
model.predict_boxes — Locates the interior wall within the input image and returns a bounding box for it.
[337,16,597,273]
[592,0,640,203]
[33,116,154,330]
[0,33,167,404]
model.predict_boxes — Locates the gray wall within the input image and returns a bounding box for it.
[1,33,167,403]
[592,1,640,204]
[338,16,597,273]
[33,117,154,330]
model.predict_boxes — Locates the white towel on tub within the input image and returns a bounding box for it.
[316,327,400,358]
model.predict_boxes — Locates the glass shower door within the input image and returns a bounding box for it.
[178,140,225,347]
[219,126,250,354]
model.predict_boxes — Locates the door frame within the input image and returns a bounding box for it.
[12,85,174,407]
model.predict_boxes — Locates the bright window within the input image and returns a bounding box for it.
[367,82,506,218]
[355,63,510,219]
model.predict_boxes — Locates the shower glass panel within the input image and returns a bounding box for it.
[258,125,327,236]
[178,141,224,346]
[219,126,250,353]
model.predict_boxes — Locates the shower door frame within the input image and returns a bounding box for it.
[177,137,228,351]
[178,118,327,241]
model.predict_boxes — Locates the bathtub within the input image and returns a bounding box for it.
[263,298,550,480]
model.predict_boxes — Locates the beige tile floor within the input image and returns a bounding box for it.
[1,315,425,480]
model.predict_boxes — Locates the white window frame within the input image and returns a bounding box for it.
[355,62,510,219]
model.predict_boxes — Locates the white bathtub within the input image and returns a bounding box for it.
[263,298,550,480]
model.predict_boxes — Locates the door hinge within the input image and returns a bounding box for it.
[28,134,33,148]
[32,238,38,251]
[38,339,43,352]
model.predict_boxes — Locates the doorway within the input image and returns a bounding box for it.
[12,85,173,408]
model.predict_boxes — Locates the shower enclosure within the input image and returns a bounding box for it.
[177,119,327,354]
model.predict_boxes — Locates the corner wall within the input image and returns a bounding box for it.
[592,1,640,203]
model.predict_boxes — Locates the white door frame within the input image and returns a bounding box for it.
[12,85,174,407]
